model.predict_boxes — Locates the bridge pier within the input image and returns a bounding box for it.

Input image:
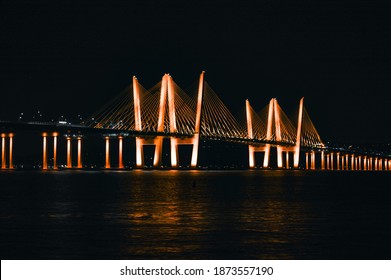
[311,151,315,170]
[330,153,334,170]
[337,153,340,170]
[77,137,82,168]
[1,133,14,169]
[104,135,125,169]
[67,136,72,168]
[64,135,83,169]
[285,152,289,169]
[42,133,48,169]
[105,136,110,168]
[351,154,355,171]
[42,132,59,170]
[326,153,329,170]
[345,154,349,170]
[118,136,124,169]
[1,133,5,169]
[364,156,367,170]
[53,133,58,169]
[305,152,309,169]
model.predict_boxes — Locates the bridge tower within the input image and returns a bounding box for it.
[134,72,204,168]
[273,97,304,169]
[133,74,165,168]
[246,99,274,168]
[167,71,205,168]
[246,97,304,169]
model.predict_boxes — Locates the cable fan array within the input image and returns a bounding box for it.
[83,75,324,148]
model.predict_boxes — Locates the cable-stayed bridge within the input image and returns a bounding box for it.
[1,72,390,171]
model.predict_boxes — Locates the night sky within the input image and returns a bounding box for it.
[0,0,390,144]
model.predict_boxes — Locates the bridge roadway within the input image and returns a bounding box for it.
[1,120,390,171]
[0,120,297,147]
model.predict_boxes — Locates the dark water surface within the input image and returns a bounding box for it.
[1,170,391,259]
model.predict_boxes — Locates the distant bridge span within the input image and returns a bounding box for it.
[1,72,390,171]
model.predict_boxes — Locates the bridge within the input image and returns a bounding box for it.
[1,72,390,171]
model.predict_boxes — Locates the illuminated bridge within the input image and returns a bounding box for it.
[1,72,390,171]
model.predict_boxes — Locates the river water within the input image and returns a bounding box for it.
[1,170,390,259]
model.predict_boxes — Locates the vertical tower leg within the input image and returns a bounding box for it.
[190,135,200,168]
[42,133,48,170]
[263,145,271,168]
[135,138,144,168]
[170,137,178,167]
[248,146,255,168]
[321,151,325,170]
[277,146,283,168]
[118,136,124,169]
[294,97,304,168]
[191,71,205,168]
[105,137,110,169]
[153,136,163,167]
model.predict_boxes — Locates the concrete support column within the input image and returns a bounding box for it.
[321,151,325,170]
[248,146,255,168]
[105,137,110,169]
[337,153,340,170]
[67,137,72,168]
[285,152,289,169]
[77,137,82,168]
[331,153,334,170]
[305,152,309,170]
[345,154,349,170]
[1,134,5,169]
[351,154,355,171]
[9,133,13,169]
[170,138,179,168]
[53,133,58,169]
[364,156,367,170]
[311,151,315,170]
[42,133,48,170]
[118,136,124,169]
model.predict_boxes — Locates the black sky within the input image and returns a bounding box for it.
[0,0,390,144]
